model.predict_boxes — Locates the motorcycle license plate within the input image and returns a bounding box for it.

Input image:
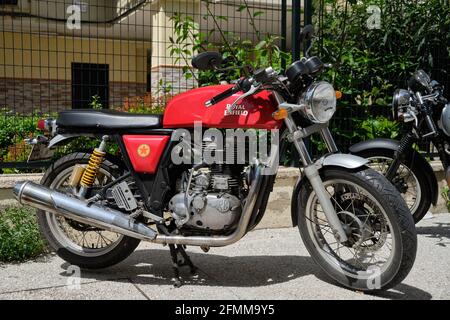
[27,144,55,162]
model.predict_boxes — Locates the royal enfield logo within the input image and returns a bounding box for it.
[224,104,249,116]
[340,192,365,202]
[137,144,151,158]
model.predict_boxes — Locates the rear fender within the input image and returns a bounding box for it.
[48,133,96,149]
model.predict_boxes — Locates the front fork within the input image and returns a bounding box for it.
[385,132,416,181]
[277,97,348,242]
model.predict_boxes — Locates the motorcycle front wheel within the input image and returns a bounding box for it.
[297,167,417,291]
[357,148,432,223]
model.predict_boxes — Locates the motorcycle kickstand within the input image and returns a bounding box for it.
[168,244,198,288]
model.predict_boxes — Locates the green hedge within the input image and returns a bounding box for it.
[317,0,449,145]
[0,206,46,263]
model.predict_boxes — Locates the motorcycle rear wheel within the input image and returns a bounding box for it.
[36,152,141,269]
[297,167,417,291]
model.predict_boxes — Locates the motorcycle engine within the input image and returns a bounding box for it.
[168,164,246,231]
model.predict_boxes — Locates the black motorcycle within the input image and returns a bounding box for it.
[350,70,449,223]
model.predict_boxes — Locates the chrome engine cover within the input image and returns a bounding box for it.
[169,192,241,231]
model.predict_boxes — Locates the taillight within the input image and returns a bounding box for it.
[37,118,56,134]
[37,119,46,131]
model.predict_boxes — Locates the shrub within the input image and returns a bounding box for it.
[0,206,46,263]
[315,0,449,150]
[0,108,56,163]
[168,3,290,87]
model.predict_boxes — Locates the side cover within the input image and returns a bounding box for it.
[123,135,170,174]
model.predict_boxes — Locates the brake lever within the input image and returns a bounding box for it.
[227,84,260,113]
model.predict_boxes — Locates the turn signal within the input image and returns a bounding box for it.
[273,109,288,120]
[335,90,343,100]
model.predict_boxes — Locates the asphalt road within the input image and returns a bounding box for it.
[0,214,449,300]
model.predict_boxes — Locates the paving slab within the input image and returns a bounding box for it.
[0,214,449,300]
[0,280,146,300]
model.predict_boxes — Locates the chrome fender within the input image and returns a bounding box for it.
[320,153,369,169]
[290,153,368,227]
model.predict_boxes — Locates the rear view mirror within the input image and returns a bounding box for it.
[300,24,315,43]
[192,52,223,71]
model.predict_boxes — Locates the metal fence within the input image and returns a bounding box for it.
[0,1,448,170]
[1,0,309,169]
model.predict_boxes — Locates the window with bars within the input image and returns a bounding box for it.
[71,63,109,109]
[0,0,18,5]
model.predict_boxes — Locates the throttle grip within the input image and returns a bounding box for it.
[205,86,237,107]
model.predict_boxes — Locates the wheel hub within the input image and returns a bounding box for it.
[337,211,365,247]
[392,175,408,193]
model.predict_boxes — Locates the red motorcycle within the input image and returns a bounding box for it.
[14,28,416,291]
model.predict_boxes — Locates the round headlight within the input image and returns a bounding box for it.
[392,89,411,109]
[301,81,336,123]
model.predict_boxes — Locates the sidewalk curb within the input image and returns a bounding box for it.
[1,162,448,229]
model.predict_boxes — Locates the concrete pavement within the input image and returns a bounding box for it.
[0,214,449,300]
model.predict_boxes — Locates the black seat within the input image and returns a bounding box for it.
[57,110,163,132]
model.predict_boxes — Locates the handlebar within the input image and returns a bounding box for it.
[205,67,278,107]
[205,86,239,107]
[205,77,254,107]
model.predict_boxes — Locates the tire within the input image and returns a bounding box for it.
[297,167,417,291]
[36,152,140,269]
[356,148,432,223]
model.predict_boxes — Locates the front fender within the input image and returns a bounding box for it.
[349,138,439,206]
[290,153,368,227]
[349,138,400,154]
[321,153,369,169]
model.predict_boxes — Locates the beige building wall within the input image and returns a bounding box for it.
[0,0,287,113]
[0,31,150,83]
[149,0,199,93]
[0,31,151,113]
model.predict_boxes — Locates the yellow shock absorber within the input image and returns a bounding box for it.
[78,136,108,198]
[80,148,106,188]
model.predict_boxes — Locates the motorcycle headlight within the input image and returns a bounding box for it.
[392,89,411,110]
[392,89,413,122]
[301,81,337,123]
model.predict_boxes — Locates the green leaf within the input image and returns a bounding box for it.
[253,11,264,18]
[237,4,247,12]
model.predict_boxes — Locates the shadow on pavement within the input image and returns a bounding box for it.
[368,283,432,300]
[63,249,321,288]
[60,248,432,300]
[416,222,450,247]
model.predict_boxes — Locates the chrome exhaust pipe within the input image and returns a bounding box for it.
[13,181,157,241]
[13,164,263,247]
[152,165,264,246]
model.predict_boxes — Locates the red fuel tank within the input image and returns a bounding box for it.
[163,85,283,129]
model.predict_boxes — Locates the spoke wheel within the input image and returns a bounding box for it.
[45,166,123,257]
[297,167,417,291]
[367,156,421,214]
[36,152,141,269]
[305,178,394,274]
